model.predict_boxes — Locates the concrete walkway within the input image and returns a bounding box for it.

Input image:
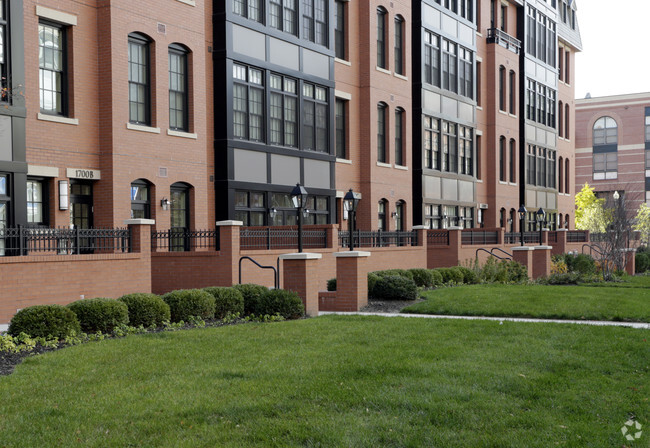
[318,311,650,330]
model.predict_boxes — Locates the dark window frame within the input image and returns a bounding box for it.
[232,63,265,142]
[394,15,404,76]
[26,178,49,227]
[303,0,328,46]
[39,20,68,116]
[377,7,387,69]
[0,0,9,103]
[130,179,151,220]
[335,98,347,159]
[302,82,329,153]
[395,107,404,166]
[424,115,440,170]
[377,102,387,163]
[128,33,151,126]
[233,0,264,23]
[269,73,298,148]
[168,44,189,132]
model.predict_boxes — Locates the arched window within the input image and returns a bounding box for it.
[499,136,506,181]
[394,15,405,75]
[558,156,564,193]
[565,158,570,193]
[558,101,564,137]
[395,200,405,231]
[499,66,506,111]
[170,182,191,251]
[169,43,190,132]
[564,103,570,139]
[377,7,387,69]
[378,199,387,231]
[592,116,618,180]
[499,207,506,229]
[131,179,152,219]
[564,213,570,229]
[509,70,516,114]
[395,108,404,166]
[593,116,618,145]
[377,102,387,163]
[509,208,515,232]
[509,139,516,183]
[128,32,152,126]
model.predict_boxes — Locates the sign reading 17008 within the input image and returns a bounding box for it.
[66,168,101,180]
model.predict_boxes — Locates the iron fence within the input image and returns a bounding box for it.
[338,230,417,248]
[240,228,327,250]
[461,230,499,245]
[427,230,450,246]
[504,232,541,245]
[548,231,558,244]
[0,226,130,256]
[151,228,220,252]
[567,231,588,243]
[486,27,521,54]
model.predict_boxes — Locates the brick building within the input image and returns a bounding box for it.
[575,92,650,217]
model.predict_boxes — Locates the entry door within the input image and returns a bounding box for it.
[70,181,93,253]
[170,184,189,251]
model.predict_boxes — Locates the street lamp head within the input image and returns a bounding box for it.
[536,207,546,223]
[269,207,277,220]
[291,183,308,209]
[518,205,527,220]
[613,190,620,200]
[343,188,361,213]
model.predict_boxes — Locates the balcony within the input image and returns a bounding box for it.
[487,28,521,55]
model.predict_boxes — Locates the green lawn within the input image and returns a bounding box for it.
[403,281,650,322]
[0,316,647,447]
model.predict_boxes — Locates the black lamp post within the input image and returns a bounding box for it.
[518,204,527,246]
[291,183,309,253]
[536,207,546,245]
[343,188,361,251]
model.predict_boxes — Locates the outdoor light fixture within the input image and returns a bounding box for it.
[518,205,527,246]
[269,207,277,220]
[160,198,171,211]
[343,188,361,251]
[58,180,69,211]
[536,207,546,244]
[291,183,309,253]
[613,190,620,200]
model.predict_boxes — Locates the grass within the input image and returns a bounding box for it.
[0,316,648,447]
[403,279,650,322]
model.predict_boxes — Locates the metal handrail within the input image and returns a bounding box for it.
[490,247,513,260]
[238,256,279,289]
[582,243,605,258]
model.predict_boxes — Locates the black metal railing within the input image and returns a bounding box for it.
[151,228,220,252]
[487,27,521,54]
[0,226,130,256]
[338,230,417,248]
[504,232,541,245]
[240,228,327,250]
[427,230,450,246]
[567,231,588,243]
[461,230,499,245]
[548,231,558,244]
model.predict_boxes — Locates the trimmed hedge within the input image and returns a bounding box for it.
[8,305,81,339]
[67,298,129,334]
[375,269,414,280]
[456,266,479,284]
[257,289,305,319]
[372,275,418,301]
[118,293,170,327]
[438,267,464,285]
[367,272,381,298]
[233,284,269,316]
[203,287,245,319]
[326,278,337,292]
[635,251,649,273]
[162,289,216,322]
[430,269,444,287]
[409,268,434,288]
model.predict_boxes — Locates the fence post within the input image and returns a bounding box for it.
[412,226,428,247]
[19,225,24,256]
[267,227,271,250]
[280,253,322,317]
[217,220,244,285]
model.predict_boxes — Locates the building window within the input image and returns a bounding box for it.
[442,40,457,93]
[303,0,328,46]
[424,31,440,87]
[460,206,474,229]
[558,47,564,81]
[233,0,263,23]
[0,0,8,102]
[442,122,457,173]
[335,0,346,59]
[593,153,617,180]
[564,49,570,83]
[269,74,298,148]
[564,103,569,138]
[547,150,556,188]
[170,183,190,251]
[270,0,297,35]
[394,16,404,76]
[459,47,473,99]
[500,3,506,31]
[302,83,328,152]
[395,201,405,231]
[526,79,556,127]
[526,145,556,187]
[235,191,266,226]
[526,6,555,66]
[395,108,404,166]
[558,156,564,193]
[425,204,440,229]
[335,98,347,159]
[499,136,506,181]
[169,45,188,132]
[128,33,151,125]
[378,199,387,231]
[558,101,564,137]
[593,116,617,146]
[39,22,66,115]
[377,102,387,163]
[232,63,264,141]
[476,135,482,180]
[565,159,570,194]
[476,61,481,107]
[377,7,387,69]
[27,180,47,226]
[498,66,505,111]
[645,113,650,142]
[459,126,472,175]
[303,196,329,225]
[509,139,516,183]
[130,180,150,220]
[508,70,515,114]
[424,116,440,170]
[460,0,473,22]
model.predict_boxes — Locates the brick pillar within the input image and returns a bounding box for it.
[325,224,338,249]
[124,219,155,293]
[555,229,568,255]
[413,225,428,247]
[541,229,549,246]
[512,247,535,280]
[332,251,371,311]
[624,249,636,276]
[280,253,322,317]
[497,227,505,244]
[217,220,243,286]
[532,246,552,279]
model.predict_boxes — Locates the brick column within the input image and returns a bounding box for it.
[532,246,552,279]
[497,227,505,244]
[512,247,535,280]
[217,220,243,286]
[332,251,371,311]
[280,253,322,317]
[555,229,568,255]
[541,229,549,246]
[325,224,338,249]
[413,225,428,247]
[124,219,155,293]
[624,249,637,276]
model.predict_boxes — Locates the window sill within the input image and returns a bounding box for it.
[335,58,351,66]
[498,181,508,185]
[394,73,408,81]
[509,182,517,186]
[127,123,161,134]
[376,161,391,168]
[175,0,195,5]
[476,106,483,111]
[509,113,517,118]
[498,110,509,116]
[37,113,79,126]
[394,164,409,171]
[167,129,198,139]
[336,158,352,165]
[375,66,391,75]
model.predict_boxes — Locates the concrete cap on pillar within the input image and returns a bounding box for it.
[534,246,553,250]
[216,220,244,226]
[124,219,156,225]
[279,253,323,260]
[511,246,535,251]
[334,251,371,258]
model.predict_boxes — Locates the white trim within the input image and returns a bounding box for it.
[126,123,161,134]
[394,164,409,171]
[534,246,553,250]
[27,165,59,177]
[35,5,77,26]
[376,161,392,168]
[216,220,243,227]
[475,129,483,136]
[512,246,535,252]
[335,90,352,100]
[37,113,78,126]
[375,66,392,75]
[394,73,408,81]
[334,251,371,258]
[336,158,352,164]
[167,129,198,139]
[175,0,196,5]
[280,253,323,260]
[335,58,351,66]
[576,94,650,108]
[124,219,155,226]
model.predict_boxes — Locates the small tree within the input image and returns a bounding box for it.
[633,203,650,246]
[575,183,608,233]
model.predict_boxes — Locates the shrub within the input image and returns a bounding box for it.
[257,289,304,319]
[564,253,596,275]
[635,252,650,273]
[233,284,269,316]
[203,287,245,319]
[367,272,381,298]
[430,269,444,287]
[409,269,435,288]
[327,278,337,291]
[8,305,81,339]
[162,289,216,322]
[538,272,583,285]
[372,275,418,301]
[455,266,478,284]
[374,269,414,280]
[438,267,463,285]
[502,261,529,283]
[118,293,170,328]
[67,298,129,334]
